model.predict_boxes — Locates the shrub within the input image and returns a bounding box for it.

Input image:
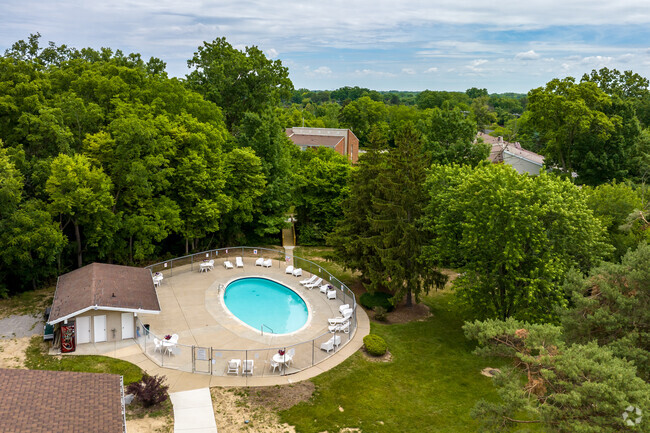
[126,374,169,408]
[373,306,388,321]
[364,334,388,356]
[360,291,394,312]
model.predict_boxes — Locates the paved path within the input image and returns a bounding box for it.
[169,387,218,433]
[0,314,41,340]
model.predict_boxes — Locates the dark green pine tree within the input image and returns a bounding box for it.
[328,138,386,281]
[368,125,447,306]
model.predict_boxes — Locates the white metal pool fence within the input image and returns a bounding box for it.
[139,247,357,376]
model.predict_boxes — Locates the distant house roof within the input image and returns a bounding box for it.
[479,132,545,167]
[0,368,126,433]
[49,263,161,324]
[286,127,348,148]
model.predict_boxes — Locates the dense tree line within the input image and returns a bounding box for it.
[0,34,351,295]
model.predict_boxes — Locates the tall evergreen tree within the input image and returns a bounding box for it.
[368,126,447,305]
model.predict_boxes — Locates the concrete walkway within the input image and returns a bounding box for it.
[170,388,218,433]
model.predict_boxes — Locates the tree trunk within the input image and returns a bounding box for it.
[185,238,189,255]
[74,221,83,268]
[129,235,133,263]
[405,287,413,307]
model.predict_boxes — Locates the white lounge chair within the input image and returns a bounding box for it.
[236,257,244,268]
[227,359,241,375]
[263,259,272,268]
[339,304,350,314]
[292,268,303,277]
[255,257,264,266]
[327,289,337,300]
[224,260,234,269]
[242,359,254,376]
[328,320,350,334]
[285,265,294,274]
[300,275,318,285]
[328,308,353,325]
[305,278,323,289]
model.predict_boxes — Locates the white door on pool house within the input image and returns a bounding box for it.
[93,315,107,342]
[121,313,134,339]
[76,316,91,344]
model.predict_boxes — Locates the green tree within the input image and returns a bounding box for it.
[186,37,293,130]
[470,95,497,131]
[419,101,488,165]
[424,164,610,321]
[561,242,650,381]
[464,318,650,432]
[366,127,447,306]
[294,147,351,245]
[46,153,115,267]
[527,77,638,184]
[0,199,67,289]
[0,145,24,217]
[329,144,387,281]
[584,181,645,259]
[220,147,266,245]
[339,96,388,145]
[236,111,294,239]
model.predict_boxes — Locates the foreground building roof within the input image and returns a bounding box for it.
[0,368,125,433]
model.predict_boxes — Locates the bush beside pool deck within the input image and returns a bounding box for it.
[75,248,369,391]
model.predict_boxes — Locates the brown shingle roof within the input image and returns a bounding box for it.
[0,368,125,433]
[49,263,161,324]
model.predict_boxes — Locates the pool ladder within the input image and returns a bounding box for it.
[261,324,274,336]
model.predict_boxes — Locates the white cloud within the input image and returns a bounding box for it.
[515,50,540,60]
[354,69,396,77]
[424,67,438,73]
[266,48,279,58]
[402,68,416,75]
[313,66,332,75]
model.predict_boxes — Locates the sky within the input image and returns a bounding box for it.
[1,1,650,93]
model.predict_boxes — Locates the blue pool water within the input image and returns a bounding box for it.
[223,277,308,334]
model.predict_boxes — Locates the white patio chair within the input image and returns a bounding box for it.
[339,304,350,314]
[255,257,264,266]
[285,348,296,366]
[328,308,353,325]
[327,289,337,300]
[242,359,254,376]
[320,337,336,353]
[319,284,330,294]
[333,335,342,347]
[285,265,294,274]
[153,338,163,353]
[263,259,272,268]
[300,275,317,285]
[292,268,303,277]
[236,256,244,268]
[269,359,280,373]
[227,359,241,375]
[224,260,234,269]
[305,278,323,289]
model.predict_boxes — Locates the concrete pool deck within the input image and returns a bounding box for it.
[83,257,369,392]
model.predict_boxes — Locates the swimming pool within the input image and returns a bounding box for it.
[223,277,309,334]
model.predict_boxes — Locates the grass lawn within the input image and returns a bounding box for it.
[279,292,504,432]
[24,336,143,385]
